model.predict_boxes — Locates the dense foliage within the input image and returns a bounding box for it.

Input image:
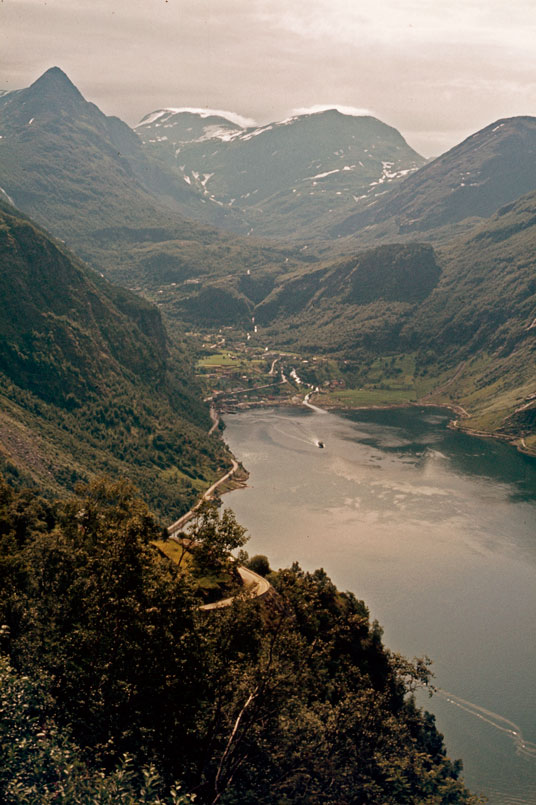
[0,201,229,516]
[0,475,478,803]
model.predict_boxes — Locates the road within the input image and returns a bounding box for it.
[208,403,220,436]
[167,397,275,609]
[199,566,273,611]
[167,457,239,537]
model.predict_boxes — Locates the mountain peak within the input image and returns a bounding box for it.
[290,104,374,119]
[28,66,85,102]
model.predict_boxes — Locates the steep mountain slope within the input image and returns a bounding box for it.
[0,68,310,294]
[137,108,425,240]
[333,116,536,240]
[402,190,536,445]
[230,193,535,450]
[0,67,246,261]
[250,243,441,352]
[0,200,229,514]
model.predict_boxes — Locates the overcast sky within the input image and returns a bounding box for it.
[2,0,536,156]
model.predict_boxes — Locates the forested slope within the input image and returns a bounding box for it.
[0,476,478,804]
[0,201,228,516]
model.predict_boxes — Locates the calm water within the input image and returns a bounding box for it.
[223,405,536,805]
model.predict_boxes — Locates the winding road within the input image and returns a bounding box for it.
[199,566,273,611]
[167,456,240,538]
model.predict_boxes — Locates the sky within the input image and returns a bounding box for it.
[2,0,536,157]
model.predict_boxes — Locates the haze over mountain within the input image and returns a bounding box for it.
[137,106,425,240]
[1,66,535,453]
[0,67,318,292]
[3,67,535,260]
[0,67,247,259]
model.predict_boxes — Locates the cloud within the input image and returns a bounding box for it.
[138,107,257,129]
[291,105,374,118]
[2,0,536,156]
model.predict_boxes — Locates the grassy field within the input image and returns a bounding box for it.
[320,388,419,407]
[152,539,191,567]
[197,352,242,367]
[152,537,243,604]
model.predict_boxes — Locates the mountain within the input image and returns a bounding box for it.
[0,67,247,265]
[201,241,442,356]
[225,194,535,450]
[137,108,425,240]
[402,189,536,446]
[0,199,230,514]
[136,107,249,143]
[0,68,309,292]
[332,116,536,240]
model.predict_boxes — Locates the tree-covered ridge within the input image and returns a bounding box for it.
[0,475,478,804]
[0,201,229,516]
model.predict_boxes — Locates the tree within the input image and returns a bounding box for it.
[0,476,478,804]
[0,656,196,804]
[245,554,271,577]
[185,503,248,577]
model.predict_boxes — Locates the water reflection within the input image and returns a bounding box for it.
[223,405,536,804]
[340,407,536,500]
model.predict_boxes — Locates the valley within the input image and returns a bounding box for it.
[0,62,535,805]
[1,69,534,465]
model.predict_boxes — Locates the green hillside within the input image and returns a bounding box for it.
[164,203,536,452]
[256,197,536,450]
[404,191,536,448]
[0,201,229,516]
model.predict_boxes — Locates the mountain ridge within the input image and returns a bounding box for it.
[332,115,536,240]
[137,106,425,239]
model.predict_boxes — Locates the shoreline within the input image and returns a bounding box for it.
[218,394,536,459]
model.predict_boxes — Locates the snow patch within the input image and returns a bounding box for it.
[0,186,15,206]
[311,168,340,179]
[238,124,275,141]
[136,109,168,127]
[136,107,256,129]
[198,125,242,142]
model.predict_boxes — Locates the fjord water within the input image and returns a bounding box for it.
[223,406,536,805]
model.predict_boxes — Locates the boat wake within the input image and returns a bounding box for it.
[436,689,536,760]
[272,424,322,449]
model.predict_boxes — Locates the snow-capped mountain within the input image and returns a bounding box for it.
[0,67,244,254]
[136,107,255,144]
[137,107,425,239]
